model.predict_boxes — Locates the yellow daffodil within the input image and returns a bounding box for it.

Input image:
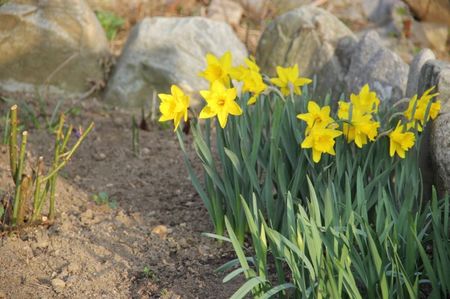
[270,64,312,96]
[342,120,380,148]
[301,126,342,163]
[297,101,337,133]
[199,51,232,87]
[404,86,440,131]
[338,87,380,148]
[158,85,190,131]
[199,80,242,128]
[389,122,415,158]
[244,71,267,105]
[337,101,351,120]
[230,58,267,105]
[340,109,380,148]
[350,84,380,114]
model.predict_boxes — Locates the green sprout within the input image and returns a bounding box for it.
[95,11,125,41]
[92,192,117,209]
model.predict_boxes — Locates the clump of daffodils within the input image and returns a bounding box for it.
[158,51,441,162]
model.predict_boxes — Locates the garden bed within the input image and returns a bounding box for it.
[0,99,240,298]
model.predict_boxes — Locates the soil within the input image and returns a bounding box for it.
[0,99,243,299]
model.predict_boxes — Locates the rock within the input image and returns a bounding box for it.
[51,278,66,293]
[240,0,269,16]
[406,48,436,97]
[80,208,96,225]
[361,0,399,24]
[411,22,448,53]
[85,0,118,11]
[345,30,409,101]
[272,0,310,15]
[93,152,107,161]
[0,0,110,98]
[256,5,357,100]
[322,0,364,24]
[104,17,247,107]
[404,0,450,26]
[418,60,450,196]
[207,0,244,26]
[151,224,169,239]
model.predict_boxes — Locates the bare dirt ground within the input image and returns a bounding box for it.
[0,99,242,298]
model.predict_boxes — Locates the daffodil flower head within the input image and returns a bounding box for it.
[244,71,267,105]
[158,85,190,131]
[199,80,242,128]
[301,126,342,163]
[297,101,337,133]
[244,57,261,72]
[270,64,312,96]
[199,51,233,87]
[404,86,440,131]
[341,108,380,148]
[350,84,380,114]
[389,121,415,158]
[229,57,267,105]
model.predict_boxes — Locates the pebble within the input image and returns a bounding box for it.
[80,209,94,225]
[51,278,65,292]
[93,152,107,161]
[151,225,169,239]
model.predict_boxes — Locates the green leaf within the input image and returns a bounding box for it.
[223,268,246,283]
[202,232,231,243]
[224,148,242,177]
[229,277,266,299]
[260,283,295,299]
[225,217,254,278]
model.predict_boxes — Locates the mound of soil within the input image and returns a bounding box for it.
[0,100,241,298]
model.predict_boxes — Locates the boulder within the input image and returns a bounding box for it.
[361,0,399,24]
[207,0,244,26]
[256,5,357,100]
[0,0,110,98]
[418,60,450,196]
[104,17,247,107]
[412,22,448,53]
[406,48,435,97]
[404,0,450,26]
[345,30,409,101]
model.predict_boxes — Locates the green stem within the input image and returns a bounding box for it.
[12,131,28,226]
[48,115,65,221]
[35,181,50,221]
[42,122,94,183]
[31,157,44,222]
[9,105,18,182]
[17,175,31,224]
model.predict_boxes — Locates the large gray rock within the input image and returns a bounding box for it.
[256,5,357,100]
[0,0,110,97]
[361,0,399,23]
[104,17,247,107]
[345,30,409,101]
[418,60,450,196]
[406,48,435,97]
